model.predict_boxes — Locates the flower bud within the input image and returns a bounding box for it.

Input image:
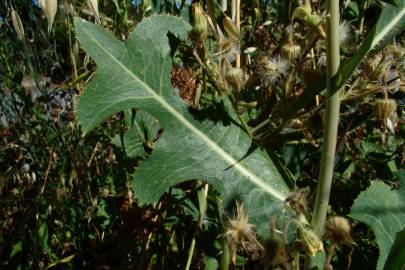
[293,5,325,38]
[39,0,58,33]
[223,15,240,41]
[192,3,208,42]
[299,226,324,256]
[11,9,25,41]
[226,67,244,92]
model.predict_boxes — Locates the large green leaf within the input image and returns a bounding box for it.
[350,170,405,270]
[74,15,292,236]
[383,228,405,270]
[112,109,160,158]
[285,0,405,120]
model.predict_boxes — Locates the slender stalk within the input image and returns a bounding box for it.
[307,0,341,266]
[185,183,209,270]
[235,0,241,68]
[185,237,196,270]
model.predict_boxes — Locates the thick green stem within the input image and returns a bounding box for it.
[220,0,227,11]
[308,0,341,266]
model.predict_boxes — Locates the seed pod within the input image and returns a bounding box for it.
[223,15,240,41]
[293,6,325,38]
[11,9,25,41]
[39,0,58,33]
[226,67,244,92]
[87,0,100,23]
[192,3,208,42]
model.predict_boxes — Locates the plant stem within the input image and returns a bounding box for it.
[220,0,227,11]
[235,0,241,68]
[221,238,231,270]
[185,237,196,270]
[308,0,341,266]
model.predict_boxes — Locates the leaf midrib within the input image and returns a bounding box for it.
[371,3,405,49]
[80,25,287,201]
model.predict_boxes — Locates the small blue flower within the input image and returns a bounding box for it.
[31,0,39,7]
[132,0,141,7]
[175,0,192,9]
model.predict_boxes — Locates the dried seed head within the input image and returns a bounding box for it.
[282,42,301,61]
[299,226,324,257]
[374,99,397,120]
[224,203,257,246]
[256,55,289,86]
[339,21,351,45]
[11,9,25,41]
[192,3,208,42]
[86,0,100,23]
[324,216,353,245]
[39,0,58,33]
[364,53,383,78]
[171,66,198,105]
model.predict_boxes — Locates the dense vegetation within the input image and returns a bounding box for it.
[0,0,404,269]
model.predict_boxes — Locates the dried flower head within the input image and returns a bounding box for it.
[374,98,398,133]
[299,225,324,256]
[225,203,255,243]
[282,42,301,61]
[324,216,353,245]
[363,53,392,80]
[224,202,264,256]
[374,98,397,120]
[256,55,289,86]
[282,26,301,61]
[365,53,382,74]
[171,66,198,105]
